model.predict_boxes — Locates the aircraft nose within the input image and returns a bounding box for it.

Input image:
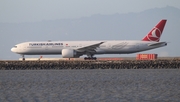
[11,48,15,52]
[11,48,14,52]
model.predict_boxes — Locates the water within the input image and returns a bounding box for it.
[0,69,180,102]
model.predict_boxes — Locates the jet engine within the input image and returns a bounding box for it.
[62,49,78,58]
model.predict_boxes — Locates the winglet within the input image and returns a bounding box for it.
[142,19,167,42]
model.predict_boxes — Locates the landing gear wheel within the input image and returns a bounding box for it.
[21,55,25,61]
[93,57,97,60]
[84,57,97,60]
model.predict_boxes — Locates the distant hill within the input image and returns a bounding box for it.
[1,6,180,59]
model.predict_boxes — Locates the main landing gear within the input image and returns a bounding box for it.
[84,57,97,60]
[84,54,97,60]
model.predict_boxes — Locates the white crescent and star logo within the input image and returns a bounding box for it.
[147,27,162,41]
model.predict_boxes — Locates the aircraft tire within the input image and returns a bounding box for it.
[84,57,97,60]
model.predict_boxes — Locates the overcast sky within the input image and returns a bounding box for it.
[1,0,180,23]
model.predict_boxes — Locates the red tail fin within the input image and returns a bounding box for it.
[142,19,167,42]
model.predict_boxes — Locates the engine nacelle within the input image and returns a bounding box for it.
[62,49,77,58]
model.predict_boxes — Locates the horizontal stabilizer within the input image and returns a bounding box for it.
[148,42,167,46]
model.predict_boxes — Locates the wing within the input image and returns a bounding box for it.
[75,42,104,53]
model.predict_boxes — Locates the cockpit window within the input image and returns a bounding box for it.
[14,46,17,48]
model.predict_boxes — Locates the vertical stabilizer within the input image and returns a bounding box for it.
[142,19,167,42]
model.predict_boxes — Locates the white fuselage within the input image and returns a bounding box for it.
[11,40,167,56]
[11,19,167,58]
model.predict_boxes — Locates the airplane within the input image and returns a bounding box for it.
[11,19,167,60]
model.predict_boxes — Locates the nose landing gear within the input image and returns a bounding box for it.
[21,55,25,61]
